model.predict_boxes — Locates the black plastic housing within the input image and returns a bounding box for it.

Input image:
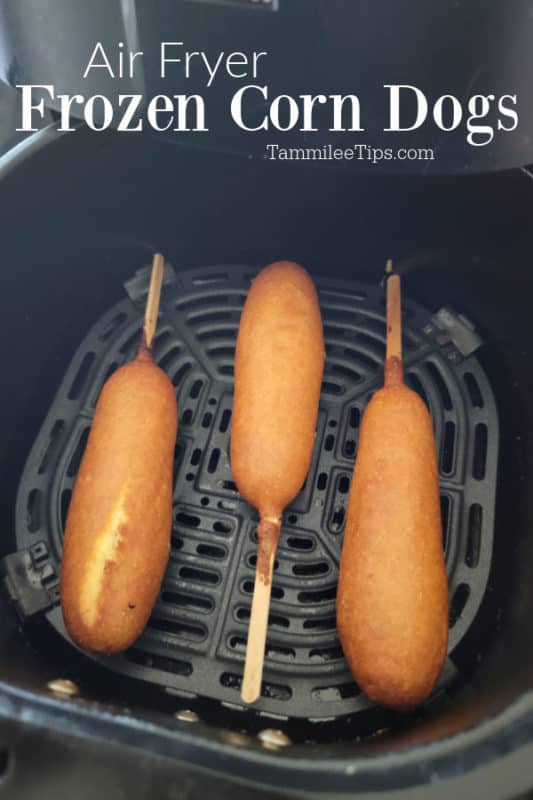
[1,1,533,173]
[0,125,533,797]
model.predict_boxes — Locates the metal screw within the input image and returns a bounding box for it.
[175,709,200,723]
[257,729,292,749]
[47,679,79,697]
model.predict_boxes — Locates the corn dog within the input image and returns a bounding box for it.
[60,254,178,654]
[337,264,448,709]
[231,261,325,703]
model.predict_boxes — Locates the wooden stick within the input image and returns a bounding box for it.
[241,546,276,704]
[385,260,403,386]
[143,253,165,351]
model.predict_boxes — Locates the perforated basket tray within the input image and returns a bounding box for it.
[12,264,498,722]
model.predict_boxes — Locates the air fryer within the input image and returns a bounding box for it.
[2,0,533,173]
[1,4,533,800]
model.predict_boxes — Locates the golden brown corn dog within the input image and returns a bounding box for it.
[337,269,448,710]
[231,261,324,702]
[60,255,178,654]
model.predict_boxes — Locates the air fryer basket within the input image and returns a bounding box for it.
[0,126,533,797]
[10,261,498,729]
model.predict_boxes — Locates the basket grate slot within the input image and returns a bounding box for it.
[147,616,208,643]
[309,646,344,663]
[175,511,201,528]
[473,424,488,480]
[125,648,192,676]
[292,562,329,577]
[441,494,451,552]
[466,504,483,568]
[426,361,453,411]
[172,361,192,387]
[406,371,430,408]
[286,535,314,551]
[162,591,214,613]
[191,310,233,326]
[26,489,42,533]
[179,566,220,586]
[38,421,66,474]
[303,616,336,632]
[158,345,182,373]
[196,543,226,560]
[298,586,337,604]
[450,584,471,628]
[312,683,360,702]
[441,421,456,475]
[328,506,346,534]
[464,372,484,408]
[99,312,128,342]
[68,352,96,399]
[119,328,142,357]
[66,427,90,478]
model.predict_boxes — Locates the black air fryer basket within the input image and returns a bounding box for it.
[10,261,498,728]
[0,124,532,798]
[2,2,533,798]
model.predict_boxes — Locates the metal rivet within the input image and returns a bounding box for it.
[257,729,292,749]
[47,679,79,697]
[424,324,434,335]
[175,709,200,723]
